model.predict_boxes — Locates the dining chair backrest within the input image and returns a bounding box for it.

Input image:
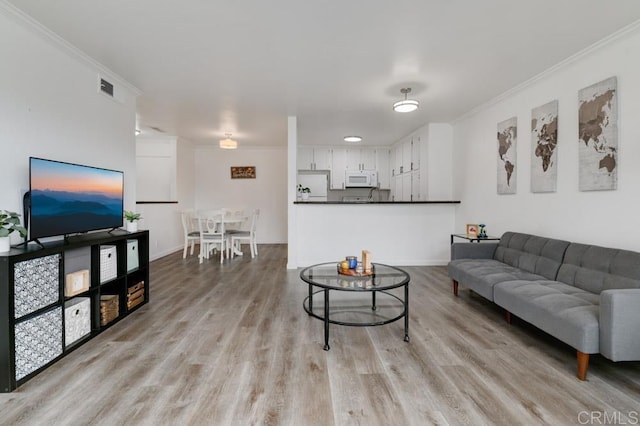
[249,209,260,236]
[181,209,198,232]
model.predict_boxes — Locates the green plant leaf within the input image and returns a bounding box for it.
[0,228,9,237]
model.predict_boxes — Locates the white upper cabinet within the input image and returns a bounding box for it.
[346,148,376,170]
[297,147,332,170]
[297,147,314,170]
[313,148,332,170]
[411,136,420,171]
[360,149,376,170]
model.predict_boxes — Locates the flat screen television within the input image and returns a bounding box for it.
[29,157,124,239]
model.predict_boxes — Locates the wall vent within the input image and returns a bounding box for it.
[100,78,114,97]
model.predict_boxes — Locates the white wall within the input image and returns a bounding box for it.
[453,24,640,252]
[0,6,138,244]
[136,137,195,260]
[194,146,288,244]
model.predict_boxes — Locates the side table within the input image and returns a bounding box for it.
[450,234,501,244]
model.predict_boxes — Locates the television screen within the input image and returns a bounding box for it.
[29,157,124,239]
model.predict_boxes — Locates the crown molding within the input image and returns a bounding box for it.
[453,19,640,123]
[0,1,141,96]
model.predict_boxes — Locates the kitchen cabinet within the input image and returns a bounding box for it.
[402,139,412,173]
[346,148,376,171]
[411,136,421,171]
[411,170,421,201]
[402,173,412,201]
[376,149,390,189]
[297,147,332,170]
[330,148,347,189]
[394,143,404,175]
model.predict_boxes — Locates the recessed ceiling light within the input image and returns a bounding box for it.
[344,136,362,142]
[393,88,419,113]
[135,129,141,136]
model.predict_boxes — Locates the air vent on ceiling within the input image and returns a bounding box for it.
[100,78,114,97]
[149,126,166,133]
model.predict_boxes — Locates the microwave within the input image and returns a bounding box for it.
[345,170,378,188]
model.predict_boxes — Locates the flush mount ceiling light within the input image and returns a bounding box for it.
[219,133,238,149]
[393,88,419,113]
[344,136,362,143]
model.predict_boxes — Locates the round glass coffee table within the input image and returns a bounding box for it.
[300,262,410,350]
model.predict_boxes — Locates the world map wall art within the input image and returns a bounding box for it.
[497,117,517,194]
[531,100,559,193]
[578,76,617,191]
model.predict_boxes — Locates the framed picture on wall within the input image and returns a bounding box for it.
[230,166,256,179]
[466,224,479,237]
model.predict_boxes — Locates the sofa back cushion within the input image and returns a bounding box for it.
[556,243,640,294]
[493,232,570,280]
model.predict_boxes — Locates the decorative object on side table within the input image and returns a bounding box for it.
[466,224,479,238]
[297,184,311,201]
[124,210,142,232]
[0,210,27,252]
[478,224,487,238]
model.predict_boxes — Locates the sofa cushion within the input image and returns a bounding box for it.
[494,280,600,353]
[448,259,547,301]
[557,243,640,294]
[493,232,570,280]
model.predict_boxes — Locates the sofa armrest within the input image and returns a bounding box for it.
[600,289,640,361]
[450,242,498,261]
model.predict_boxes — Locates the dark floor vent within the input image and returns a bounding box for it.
[100,78,114,97]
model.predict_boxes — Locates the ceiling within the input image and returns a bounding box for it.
[7,1,640,147]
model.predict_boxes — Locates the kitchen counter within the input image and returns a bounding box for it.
[294,200,460,205]
[291,202,458,268]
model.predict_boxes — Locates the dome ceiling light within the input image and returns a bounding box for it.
[393,88,419,113]
[219,133,238,149]
[344,136,362,142]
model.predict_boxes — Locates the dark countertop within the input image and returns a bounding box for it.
[294,200,461,205]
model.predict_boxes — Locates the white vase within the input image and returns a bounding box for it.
[126,221,138,232]
[302,193,309,201]
[0,236,10,253]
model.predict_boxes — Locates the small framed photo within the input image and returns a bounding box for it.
[466,224,479,237]
[230,166,256,179]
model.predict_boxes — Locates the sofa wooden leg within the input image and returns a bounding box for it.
[577,351,589,381]
[505,311,511,324]
[452,280,459,296]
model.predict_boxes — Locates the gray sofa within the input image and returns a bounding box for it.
[448,232,640,380]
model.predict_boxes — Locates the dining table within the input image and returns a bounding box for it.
[195,210,248,258]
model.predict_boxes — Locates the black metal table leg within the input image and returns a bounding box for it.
[308,283,313,315]
[372,290,377,311]
[404,283,410,342]
[323,288,330,350]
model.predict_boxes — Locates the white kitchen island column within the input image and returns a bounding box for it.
[292,201,459,268]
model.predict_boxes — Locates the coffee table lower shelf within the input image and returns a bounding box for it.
[302,287,409,351]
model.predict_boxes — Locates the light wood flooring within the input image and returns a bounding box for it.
[1,244,640,425]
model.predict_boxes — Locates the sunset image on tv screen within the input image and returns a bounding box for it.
[29,158,124,239]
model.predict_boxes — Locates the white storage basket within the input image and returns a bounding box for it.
[127,240,139,272]
[100,245,117,283]
[64,297,91,347]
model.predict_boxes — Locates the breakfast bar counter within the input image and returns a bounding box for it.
[291,201,459,268]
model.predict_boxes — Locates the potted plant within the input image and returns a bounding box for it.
[124,210,142,232]
[297,184,311,201]
[0,210,27,252]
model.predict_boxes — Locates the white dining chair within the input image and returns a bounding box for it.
[181,209,200,259]
[198,211,226,264]
[230,209,259,259]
